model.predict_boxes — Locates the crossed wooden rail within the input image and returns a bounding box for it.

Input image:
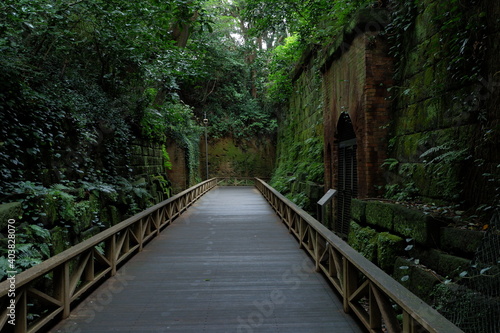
[216,177,268,186]
[255,178,463,333]
[0,178,217,333]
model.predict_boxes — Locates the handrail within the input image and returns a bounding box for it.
[255,178,463,333]
[0,178,218,333]
[215,177,268,186]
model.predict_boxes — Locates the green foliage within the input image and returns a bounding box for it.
[434,0,487,85]
[241,0,375,105]
[382,158,400,172]
[286,192,310,209]
[0,223,52,281]
[266,35,304,103]
[385,0,418,81]
[383,182,419,202]
[243,0,374,45]
[420,144,469,170]
[270,136,324,208]
[161,145,173,171]
[183,4,278,139]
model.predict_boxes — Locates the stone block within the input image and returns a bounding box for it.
[409,264,440,303]
[440,227,484,257]
[393,257,440,304]
[365,200,394,230]
[393,257,412,289]
[416,248,471,279]
[351,199,366,223]
[377,232,404,274]
[392,204,440,246]
[348,221,378,263]
[438,252,471,279]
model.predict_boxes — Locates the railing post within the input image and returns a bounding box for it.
[137,220,144,252]
[314,231,320,272]
[14,290,27,333]
[369,283,382,330]
[403,311,417,333]
[54,262,70,318]
[107,235,117,276]
[342,257,356,313]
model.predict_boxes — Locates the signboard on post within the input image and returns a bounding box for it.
[317,189,337,224]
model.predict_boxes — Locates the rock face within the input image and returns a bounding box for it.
[202,136,276,179]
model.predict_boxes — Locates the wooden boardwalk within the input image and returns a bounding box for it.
[49,186,362,333]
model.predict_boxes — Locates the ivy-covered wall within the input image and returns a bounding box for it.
[202,136,275,179]
[387,0,500,208]
[270,52,325,212]
[0,126,198,280]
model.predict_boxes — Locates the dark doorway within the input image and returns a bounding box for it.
[335,112,357,238]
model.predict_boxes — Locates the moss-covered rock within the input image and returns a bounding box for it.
[416,248,471,280]
[377,232,404,274]
[393,257,412,289]
[393,257,440,304]
[437,253,471,279]
[348,221,378,262]
[410,264,440,303]
[207,137,275,178]
[440,227,484,257]
[365,200,394,230]
[0,202,22,231]
[392,204,440,246]
[73,200,97,233]
[351,199,366,223]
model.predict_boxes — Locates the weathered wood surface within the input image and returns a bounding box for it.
[49,187,362,333]
[255,179,464,333]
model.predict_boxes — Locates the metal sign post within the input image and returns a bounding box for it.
[317,189,337,225]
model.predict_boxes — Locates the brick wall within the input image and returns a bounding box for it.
[323,32,392,198]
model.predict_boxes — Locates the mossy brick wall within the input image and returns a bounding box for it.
[202,136,275,179]
[130,140,178,198]
[273,9,392,213]
[130,141,166,176]
[271,50,325,211]
[165,142,188,192]
[389,0,500,206]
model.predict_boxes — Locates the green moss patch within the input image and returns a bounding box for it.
[392,204,440,246]
[348,221,378,262]
[377,232,404,274]
[351,199,366,223]
[365,200,394,230]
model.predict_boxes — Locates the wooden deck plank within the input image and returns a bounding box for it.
[49,186,362,333]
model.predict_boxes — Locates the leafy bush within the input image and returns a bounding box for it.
[267,35,304,103]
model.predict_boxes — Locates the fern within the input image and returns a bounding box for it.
[420,144,469,172]
[382,158,400,171]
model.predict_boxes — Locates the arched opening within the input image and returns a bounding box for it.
[335,112,357,238]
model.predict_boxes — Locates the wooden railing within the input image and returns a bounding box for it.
[255,178,463,333]
[0,178,217,333]
[216,177,268,186]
